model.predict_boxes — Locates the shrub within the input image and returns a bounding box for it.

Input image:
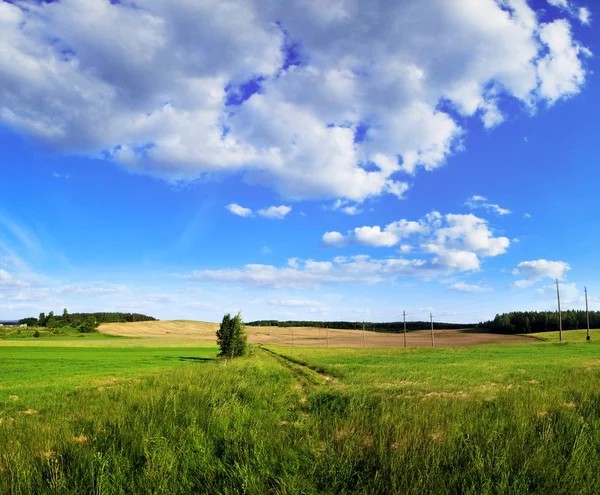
[216,313,248,358]
[33,330,40,338]
[78,316,99,333]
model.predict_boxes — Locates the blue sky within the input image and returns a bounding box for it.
[1,0,598,322]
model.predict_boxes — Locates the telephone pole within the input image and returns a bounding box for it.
[403,311,407,349]
[363,322,366,348]
[585,286,591,341]
[430,313,435,348]
[556,279,562,342]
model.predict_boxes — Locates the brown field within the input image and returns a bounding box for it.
[99,320,537,347]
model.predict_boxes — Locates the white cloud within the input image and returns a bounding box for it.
[332,199,362,215]
[258,205,292,219]
[512,259,571,287]
[465,195,511,215]
[449,282,493,293]
[537,20,589,103]
[0,0,590,201]
[180,255,449,289]
[323,212,510,273]
[537,282,579,304]
[226,203,253,217]
[578,7,591,25]
[547,0,592,25]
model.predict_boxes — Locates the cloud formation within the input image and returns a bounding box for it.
[0,0,590,201]
[226,203,253,217]
[465,196,511,215]
[512,259,571,288]
[323,212,510,272]
[258,205,292,219]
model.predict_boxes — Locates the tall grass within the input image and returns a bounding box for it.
[1,342,600,493]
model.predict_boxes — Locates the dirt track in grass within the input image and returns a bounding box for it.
[99,320,537,347]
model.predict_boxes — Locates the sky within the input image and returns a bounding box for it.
[1,0,599,323]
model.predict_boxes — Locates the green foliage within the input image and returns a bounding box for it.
[77,316,99,333]
[246,319,470,331]
[23,311,157,328]
[216,312,248,358]
[18,317,39,326]
[482,309,600,334]
[32,330,40,338]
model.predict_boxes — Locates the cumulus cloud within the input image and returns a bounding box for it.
[226,203,253,217]
[0,0,590,201]
[322,211,510,272]
[258,205,292,219]
[512,259,571,287]
[465,196,511,215]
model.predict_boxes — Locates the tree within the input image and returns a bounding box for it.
[216,313,248,358]
[62,308,70,324]
[39,312,46,327]
[78,316,98,333]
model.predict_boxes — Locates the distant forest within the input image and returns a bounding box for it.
[479,310,598,334]
[18,311,156,327]
[246,320,470,332]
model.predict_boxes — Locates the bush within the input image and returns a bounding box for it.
[216,313,248,358]
[33,330,40,338]
[78,316,99,333]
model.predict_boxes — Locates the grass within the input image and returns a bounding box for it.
[0,326,124,341]
[529,328,599,343]
[1,339,600,493]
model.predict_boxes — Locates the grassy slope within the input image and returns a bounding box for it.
[1,341,600,493]
[529,329,599,342]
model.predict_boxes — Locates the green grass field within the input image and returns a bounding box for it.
[1,337,600,494]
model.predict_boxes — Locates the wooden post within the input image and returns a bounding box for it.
[403,311,407,349]
[556,279,562,342]
[430,313,435,348]
[363,322,366,348]
[585,286,591,341]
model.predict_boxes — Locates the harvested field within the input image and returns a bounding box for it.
[99,320,537,347]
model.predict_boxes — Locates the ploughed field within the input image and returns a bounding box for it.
[2,328,600,494]
[99,320,536,347]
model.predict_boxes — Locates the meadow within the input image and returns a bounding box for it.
[1,328,600,494]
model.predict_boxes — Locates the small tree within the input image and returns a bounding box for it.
[216,313,248,358]
[78,316,99,333]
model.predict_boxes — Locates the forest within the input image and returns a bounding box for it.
[246,320,471,331]
[479,310,598,334]
[18,311,156,328]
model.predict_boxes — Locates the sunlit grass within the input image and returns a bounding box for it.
[1,340,600,493]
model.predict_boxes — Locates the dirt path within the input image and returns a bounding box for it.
[99,320,537,348]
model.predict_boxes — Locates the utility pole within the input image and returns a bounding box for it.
[403,311,407,349]
[363,322,366,348]
[430,313,435,348]
[326,325,329,349]
[585,286,591,341]
[556,278,563,342]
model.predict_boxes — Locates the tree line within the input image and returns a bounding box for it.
[478,310,600,334]
[18,310,156,333]
[246,320,471,332]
